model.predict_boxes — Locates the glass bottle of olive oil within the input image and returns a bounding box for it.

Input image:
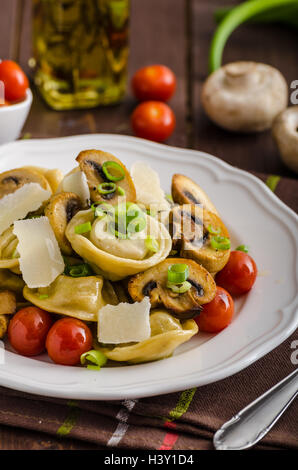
[32,0,130,110]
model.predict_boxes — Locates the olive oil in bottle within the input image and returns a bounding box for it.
[32,0,130,110]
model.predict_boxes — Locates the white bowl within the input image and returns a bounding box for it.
[0,88,32,144]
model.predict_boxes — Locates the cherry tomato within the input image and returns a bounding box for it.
[195,287,234,333]
[46,318,93,366]
[0,60,29,102]
[131,101,175,142]
[8,307,53,357]
[132,65,176,102]
[216,251,257,296]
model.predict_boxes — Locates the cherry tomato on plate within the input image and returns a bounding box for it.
[8,307,53,357]
[131,101,175,142]
[0,60,29,102]
[195,286,234,333]
[216,250,257,296]
[46,318,93,366]
[132,64,176,102]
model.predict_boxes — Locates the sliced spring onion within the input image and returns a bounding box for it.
[117,186,126,196]
[125,202,144,221]
[236,244,249,253]
[39,294,49,300]
[167,280,192,294]
[167,264,189,284]
[165,193,173,203]
[102,161,125,182]
[127,216,147,234]
[65,264,93,277]
[75,221,92,234]
[97,182,117,195]
[209,0,298,73]
[266,175,281,192]
[210,235,231,250]
[80,349,107,370]
[145,236,159,253]
[146,208,157,217]
[108,221,128,239]
[207,224,221,235]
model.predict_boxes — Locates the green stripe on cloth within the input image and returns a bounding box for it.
[167,388,197,422]
[266,175,281,192]
[56,400,80,437]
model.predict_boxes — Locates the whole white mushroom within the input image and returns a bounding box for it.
[201,61,288,133]
[272,106,298,174]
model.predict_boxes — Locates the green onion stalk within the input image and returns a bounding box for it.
[209,0,298,73]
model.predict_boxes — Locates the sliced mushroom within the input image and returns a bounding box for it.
[45,192,82,255]
[202,61,288,133]
[171,205,230,273]
[272,106,298,174]
[76,149,136,204]
[0,167,51,200]
[128,258,216,320]
[0,314,9,339]
[0,290,16,315]
[172,174,218,214]
[111,280,133,304]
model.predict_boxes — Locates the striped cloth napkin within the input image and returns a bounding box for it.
[0,173,297,451]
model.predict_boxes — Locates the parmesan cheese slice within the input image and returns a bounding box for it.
[13,217,65,288]
[130,161,170,211]
[98,297,151,344]
[0,183,51,236]
[60,170,90,205]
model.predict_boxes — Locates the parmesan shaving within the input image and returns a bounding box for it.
[61,170,90,205]
[0,183,51,236]
[98,297,151,344]
[13,217,65,288]
[130,161,170,211]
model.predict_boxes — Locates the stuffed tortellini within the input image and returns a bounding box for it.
[0,226,20,272]
[23,274,108,321]
[22,166,64,194]
[96,309,198,363]
[65,208,172,281]
[0,269,25,299]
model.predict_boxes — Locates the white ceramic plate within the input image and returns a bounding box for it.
[0,134,297,400]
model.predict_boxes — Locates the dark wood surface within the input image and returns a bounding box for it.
[0,0,297,450]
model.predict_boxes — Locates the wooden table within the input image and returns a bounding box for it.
[0,0,297,450]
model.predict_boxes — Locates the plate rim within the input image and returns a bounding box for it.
[0,133,297,400]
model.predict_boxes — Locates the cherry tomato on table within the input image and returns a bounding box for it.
[132,65,176,102]
[216,250,257,296]
[8,307,53,356]
[46,318,93,366]
[0,60,29,102]
[131,101,176,142]
[195,286,234,333]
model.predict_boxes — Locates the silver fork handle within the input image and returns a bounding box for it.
[213,368,298,450]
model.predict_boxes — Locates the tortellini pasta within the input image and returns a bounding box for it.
[96,310,198,363]
[22,166,64,194]
[23,274,108,322]
[0,226,20,272]
[65,209,172,281]
[0,269,25,299]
